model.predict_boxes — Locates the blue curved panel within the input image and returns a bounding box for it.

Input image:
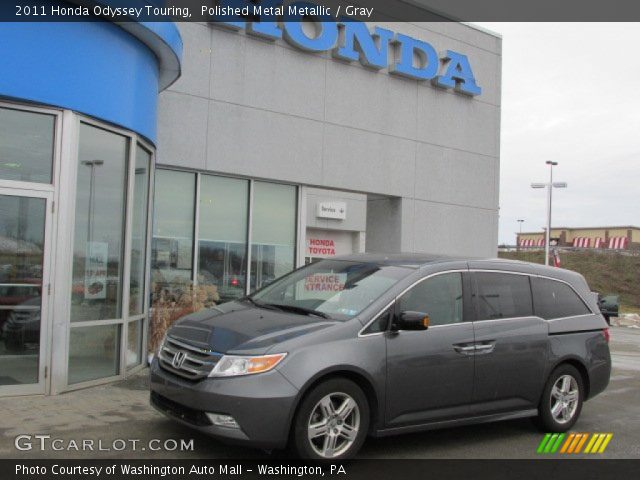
[0,19,181,142]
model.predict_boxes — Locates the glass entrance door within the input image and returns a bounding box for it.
[0,190,51,395]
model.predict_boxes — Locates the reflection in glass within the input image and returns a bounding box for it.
[126,320,143,369]
[151,170,195,300]
[0,195,45,385]
[71,124,128,322]
[0,107,54,183]
[149,170,196,355]
[250,182,297,291]
[68,324,120,384]
[198,175,248,304]
[129,146,151,315]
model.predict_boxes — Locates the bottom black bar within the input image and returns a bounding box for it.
[2,459,638,480]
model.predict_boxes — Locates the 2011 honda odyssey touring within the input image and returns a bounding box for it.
[150,254,611,459]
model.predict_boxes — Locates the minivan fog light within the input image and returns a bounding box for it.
[206,413,240,429]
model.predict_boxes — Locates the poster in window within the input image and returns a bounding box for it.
[85,241,108,300]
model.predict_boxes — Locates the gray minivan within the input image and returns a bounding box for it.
[150,254,611,459]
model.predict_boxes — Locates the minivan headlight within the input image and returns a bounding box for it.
[208,353,287,378]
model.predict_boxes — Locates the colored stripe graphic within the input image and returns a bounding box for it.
[537,433,565,453]
[539,433,613,454]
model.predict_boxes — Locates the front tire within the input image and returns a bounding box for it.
[292,378,369,459]
[536,364,584,432]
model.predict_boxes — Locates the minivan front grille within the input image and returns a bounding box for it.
[158,336,222,381]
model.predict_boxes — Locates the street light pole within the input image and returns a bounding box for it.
[545,161,556,266]
[517,219,524,250]
[531,161,566,266]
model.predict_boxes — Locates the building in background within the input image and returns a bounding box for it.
[0,7,501,396]
[517,226,640,250]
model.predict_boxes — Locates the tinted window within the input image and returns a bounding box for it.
[532,277,591,320]
[398,273,463,326]
[474,273,533,320]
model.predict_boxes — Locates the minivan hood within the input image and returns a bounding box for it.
[166,301,337,354]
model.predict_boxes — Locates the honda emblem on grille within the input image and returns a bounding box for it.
[172,351,187,369]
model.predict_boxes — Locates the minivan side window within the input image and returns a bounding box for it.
[474,272,533,320]
[398,273,463,326]
[531,277,591,320]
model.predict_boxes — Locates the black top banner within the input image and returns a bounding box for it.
[4,0,640,22]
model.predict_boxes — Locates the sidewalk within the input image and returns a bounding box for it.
[0,370,269,459]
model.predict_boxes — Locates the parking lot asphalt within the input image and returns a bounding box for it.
[0,327,638,459]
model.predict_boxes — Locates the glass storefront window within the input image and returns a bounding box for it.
[0,195,46,386]
[149,170,197,353]
[68,324,120,384]
[198,175,249,304]
[71,124,128,322]
[0,107,54,184]
[129,146,151,315]
[250,182,297,291]
[151,170,195,298]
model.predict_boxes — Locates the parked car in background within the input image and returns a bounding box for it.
[150,254,611,459]
[597,294,619,325]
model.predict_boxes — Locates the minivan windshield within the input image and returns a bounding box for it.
[249,260,411,321]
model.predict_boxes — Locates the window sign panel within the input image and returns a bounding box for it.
[198,175,248,304]
[129,146,151,316]
[71,124,128,322]
[250,182,297,291]
[0,195,46,386]
[0,107,54,184]
[68,324,120,384]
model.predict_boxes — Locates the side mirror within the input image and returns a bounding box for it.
[394,311,430,331]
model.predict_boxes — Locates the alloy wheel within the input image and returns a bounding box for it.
[307,392,360,458]
[550,374,579,424]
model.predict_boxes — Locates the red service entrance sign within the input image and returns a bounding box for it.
[304,274,346,292]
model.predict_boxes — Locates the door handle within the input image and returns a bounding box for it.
[453,344,476,354]
[474,343,495,353]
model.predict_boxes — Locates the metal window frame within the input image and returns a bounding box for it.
[0,100,63,397]
[57,114,155,393]
[153,168,300,300]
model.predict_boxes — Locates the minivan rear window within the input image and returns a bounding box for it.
[474,273,533,320]
[531,277,591,320]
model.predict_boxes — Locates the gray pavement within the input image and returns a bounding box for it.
[0,327,638,459]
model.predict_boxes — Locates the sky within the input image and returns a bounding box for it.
[475,23,640,245]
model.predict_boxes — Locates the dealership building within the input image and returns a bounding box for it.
[0,8,501,395]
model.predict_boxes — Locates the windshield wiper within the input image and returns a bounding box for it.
[243,297,283,312]
[266,304,332,319]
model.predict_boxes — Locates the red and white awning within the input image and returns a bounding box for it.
[519,238,545,247]
[608,237,628,249]
[572,237,591,248]
[593,237,605,248]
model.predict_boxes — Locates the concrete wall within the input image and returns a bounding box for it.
[157,21,501,258]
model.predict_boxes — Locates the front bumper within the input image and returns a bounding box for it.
[149,358,299,449]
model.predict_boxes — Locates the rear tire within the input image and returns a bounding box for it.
[536,364,584,432]
[291,378,369,459]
